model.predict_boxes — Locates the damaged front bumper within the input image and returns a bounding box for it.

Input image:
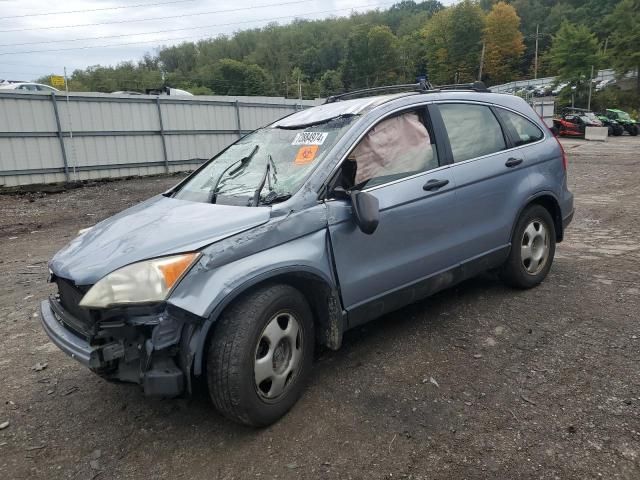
[40,297,198,397]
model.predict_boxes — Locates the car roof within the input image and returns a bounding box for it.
[273,89,532,129]
[272,93,416,128]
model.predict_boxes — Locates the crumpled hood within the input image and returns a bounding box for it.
[50,195,271,285]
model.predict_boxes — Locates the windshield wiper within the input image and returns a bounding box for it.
[209,145,259,204]
[252,154,279,206]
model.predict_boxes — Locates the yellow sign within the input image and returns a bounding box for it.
[50,75,65,88]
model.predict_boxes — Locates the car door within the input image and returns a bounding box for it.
[325,106,461,327]
[434,102,533,274]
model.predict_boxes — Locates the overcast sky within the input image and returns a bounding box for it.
[0,0,456,81]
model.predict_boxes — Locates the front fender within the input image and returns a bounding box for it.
[168,225,337,376]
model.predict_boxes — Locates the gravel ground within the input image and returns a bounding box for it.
[0,137,639,479]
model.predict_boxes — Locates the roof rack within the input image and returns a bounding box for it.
[324,80,490,104]
[437,81,490,92]
[325,80,432,104]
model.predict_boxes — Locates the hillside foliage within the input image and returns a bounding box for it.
[37,0,636,109]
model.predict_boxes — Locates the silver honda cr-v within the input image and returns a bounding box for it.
[41,83,574,426]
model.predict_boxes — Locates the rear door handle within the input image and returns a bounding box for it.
[423,179,449,191]
[505,157,523,167]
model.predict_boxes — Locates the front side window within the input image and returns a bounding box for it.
[343,110,438,190]
[439,103,506,162]
[173,115,357,205]
[495,108,544,146]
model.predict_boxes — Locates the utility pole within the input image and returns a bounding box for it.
[297,71,302,100]
[534,23,539,80]
[587,64,594,111]
[478,41,485,82]
[603,37,609,56]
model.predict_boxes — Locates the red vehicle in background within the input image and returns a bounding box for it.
[551,108,603,137]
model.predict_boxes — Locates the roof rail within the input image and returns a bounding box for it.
[325,80,432,104]
[324,80,490,104]
[437,81,490,92]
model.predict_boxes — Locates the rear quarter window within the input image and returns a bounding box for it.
[495,108,544,146]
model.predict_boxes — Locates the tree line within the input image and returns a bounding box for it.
[39,0,639,111]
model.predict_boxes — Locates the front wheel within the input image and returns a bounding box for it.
[629,125,639,136]
[206,284,314,427]
[500,205,556,289]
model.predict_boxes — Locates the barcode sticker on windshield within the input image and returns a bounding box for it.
[292,132,328,145]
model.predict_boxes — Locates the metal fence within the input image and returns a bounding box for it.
[0,91,320,187]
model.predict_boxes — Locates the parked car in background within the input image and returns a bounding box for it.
[602,109,638,136]
[41,82,574,427]
[534,84,552,97]
[552,109,603,137]
[551,82,569,96]
[595,78,616,92]
[0,82,59,92]
[112,86,193,96]
[595,112,625,136]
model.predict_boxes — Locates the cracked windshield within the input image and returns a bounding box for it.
[173,115,357,205]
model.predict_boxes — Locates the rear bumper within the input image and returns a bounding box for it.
[40,298,187,397]
[562,208,574,230]
[41,300,98,368]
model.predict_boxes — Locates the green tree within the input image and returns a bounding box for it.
[421,8,453,84]
[422,0,484,84]
[197,59,273,96]
[482,2,525,84]
[367,25,400,86]
[318,69,343,97]
[549,22,600,107]
[549,22,600,82]
[605,0,640,109]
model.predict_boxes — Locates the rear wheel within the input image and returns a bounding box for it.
[613,125,624,136]
[500,205,556,289]
[206,284,314,427]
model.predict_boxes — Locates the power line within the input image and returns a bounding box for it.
[0,0,196,20]
[0,1,395,56]
[0,0,371,48]
[0,0,317,33]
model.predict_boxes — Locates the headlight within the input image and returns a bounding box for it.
[79,253,200,308]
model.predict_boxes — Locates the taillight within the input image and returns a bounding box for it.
[554,135,568,170]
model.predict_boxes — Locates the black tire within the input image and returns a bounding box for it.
[613,125,624,136]
[500,204,556,289]
[551,125,560,136]
[630,125,639,136]
[206,284,314,427]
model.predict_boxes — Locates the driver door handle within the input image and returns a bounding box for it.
[423,179,449,191]
[505,157,523,167]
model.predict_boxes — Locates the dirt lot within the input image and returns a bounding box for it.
[1,137,639,479]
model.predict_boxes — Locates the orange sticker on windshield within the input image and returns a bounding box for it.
[294,145,319,165]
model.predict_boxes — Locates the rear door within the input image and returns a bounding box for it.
[434,102,533,270]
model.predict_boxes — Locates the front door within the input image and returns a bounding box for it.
[325,107,460,326]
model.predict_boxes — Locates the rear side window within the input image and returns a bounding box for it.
[438,103,506,162]
[495,108,544,146]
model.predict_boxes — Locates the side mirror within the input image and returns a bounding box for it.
[349,190,379,235]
